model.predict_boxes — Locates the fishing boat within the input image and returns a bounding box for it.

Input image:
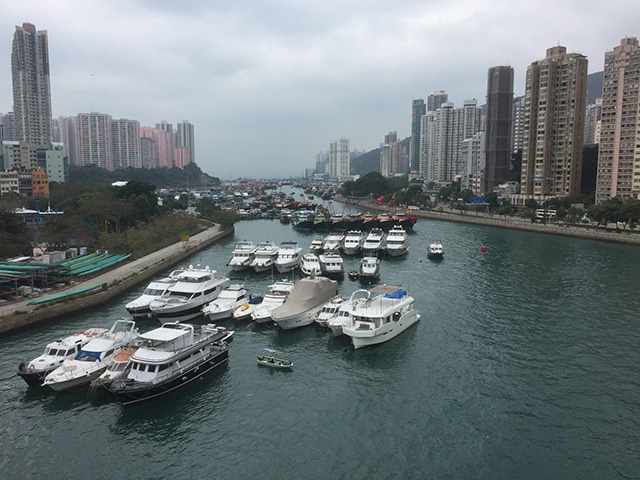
[291,210,315,230]
[257,349,293,369]
[17,327,108,386]
[312,211,331,231]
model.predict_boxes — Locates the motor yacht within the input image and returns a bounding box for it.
[358,256,380,281]
[322,232,345,252]
[271,276,339,330]
[202,284,249,321]
[342,230,364,256]
[17,327,108,386]
[427,239,444,259]
[90,346,138,390]
[326,289,375,337]
[362,228,386,255]
[342,286,420,349]
[315,296,346,327]
[252,280,295,324]
[309,235,324,254]
[275,241,302,273]
[125,269,185,318]
[110,323,233,406]
[233,295,263,320]
[300,253,322,277]
[319,252,344,279]
[43,319,139,391]
[149,266,229,323]
[250,241,280,273]
[385,225,408,257]
[226,240,257,272]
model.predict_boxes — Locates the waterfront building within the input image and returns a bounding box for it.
[11,23,53,148]
[484,66,514,193]
[596,38,640,203]
[427,90,448,112]
[76,113,113,170]
[520,46,587,200]
[175,120,195,165]
[584,99,602,146]
[111,119,141,169]
[410,99,426,173]
[512,97,525,154]
[329,137,350,177]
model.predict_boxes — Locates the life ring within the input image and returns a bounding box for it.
[29,365,35,372]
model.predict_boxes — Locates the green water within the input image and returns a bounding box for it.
[1,216,639,479]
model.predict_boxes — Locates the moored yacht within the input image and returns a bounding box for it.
[250,241,280,273]
[322,232,345,252]
[110,323,232,406]
[233,295,263,321]
[362,228,386,255]
[315,296,346,327]
[43,319,139,391]
[17,327,108,386]
[309,235,324,254]
[300,253,322,277]
[252,279,295,324]
[342,286,420,349]
[226,240,257,272]
[342,230,364,256]
[91,346,138,390]
[271,276,339,330]
[358,256,380,281]
[319,252,344,279]
[385,225,408,257]
[275,241,302,273]
[125,269,185,318]
[149,266,229,323]
[202,284,249,321]
[427,239,444,259]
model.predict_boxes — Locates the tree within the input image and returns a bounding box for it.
[459,188,473,204]
[619,199,640,230]
[524,198,539,211]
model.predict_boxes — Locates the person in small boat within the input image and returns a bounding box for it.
[269,357,275,363]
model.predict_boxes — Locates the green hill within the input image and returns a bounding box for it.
[350,137,411,176]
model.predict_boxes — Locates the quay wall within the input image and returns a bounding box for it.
[0,225,234,337]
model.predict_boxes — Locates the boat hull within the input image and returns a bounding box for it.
[273,304,325,330]
[347,312,420,350]
[386,247,408,257]
[45,366,108,392]
[17,367,53,386]
[111,348,229,406]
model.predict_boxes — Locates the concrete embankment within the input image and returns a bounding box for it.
[345,197,640,246]
[0,224,234,336]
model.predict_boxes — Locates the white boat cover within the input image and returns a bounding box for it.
[271,277,338,320]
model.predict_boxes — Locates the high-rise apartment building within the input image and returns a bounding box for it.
[57,116,77,165]
[520,46,587,199]
[141,127,173,169]
[427,91,448,112]
[175,120,195,166]
[329,137,350,177]
[410,100,426,173]
[76,112,113,170]
[111,119,141,169]
[11,23,53,148]
[512,97,525,154]
[484,66,514,193]
[596,37,640,203]
[380,144,391,177]
[1,112,17,142]
[584,98,602,146]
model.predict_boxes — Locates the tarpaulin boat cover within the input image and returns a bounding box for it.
[383,290,406,299]
[271,277,338,320]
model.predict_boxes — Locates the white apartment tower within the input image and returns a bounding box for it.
[329,137,350,177]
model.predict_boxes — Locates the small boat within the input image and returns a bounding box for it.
[480,245,488,252]
[319,252,344,279]
[358,256,380,281]
[342,230,364,256]
[17,328,108,386]
[275,241,302,273]
[309,235,324,254]
[233,295,264,320]
[257,349,293,369]
[348,270,359,280]
[202,284,249,321]
[315,296,346,327]
[300,253,322,277]
[427,239,444,259]
[125,269,185,318]
[226,241,257,272]
[250,241,280,273]
[385,225,408,257]
[252,280,294,324]
[90,346,138,390]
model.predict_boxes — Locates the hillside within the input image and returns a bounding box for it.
[587,71,603,104]
[350,137,411,176]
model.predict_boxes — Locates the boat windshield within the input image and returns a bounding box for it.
[75,351,101,362]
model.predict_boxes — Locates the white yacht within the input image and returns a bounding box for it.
[309,235,324,253]
[358,256,380,281]
[17,327,108,386]
[252,280,295,324]
[149,266,229,323]
[322,232,345,252]
[124,269,185,318]
[226,240,257,271]
[300,253,322,277]
[342,286,420,349]
[43,319,139,391]
[427,239,444,259]
[362,228,386,255]
[202,284,249,321]
[342,230,364,256]
[319,252,344,279]
[326,289,376,337]
[232,295,264,320]
[385,225,408,257]
[275,241,303,273]
[91,347,138,390]
[250,241,280,273]
[110,323,232,406]
[315,296,346,327]
[271,276,339,330]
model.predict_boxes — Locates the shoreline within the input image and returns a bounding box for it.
[0,224,234,336]
[342,197,640,246]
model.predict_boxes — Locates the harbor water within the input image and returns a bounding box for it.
[1,214,639,479]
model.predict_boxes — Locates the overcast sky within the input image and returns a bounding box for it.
[1,1,638,179]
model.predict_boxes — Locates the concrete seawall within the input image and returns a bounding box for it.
[0,224,234,336]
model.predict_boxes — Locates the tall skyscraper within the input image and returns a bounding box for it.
[111,119,141,169]
[141,127,173,168]
[410,99,426,173]
[584,99,602,146]
[76,112,113,170]
[11,23,53,148]
[1,112,17,142]
[596,37,640,203]
[427,91,448,112]
[176,120,195,165]
[484,66,514,193]
[520,46,587,199]
[329,137,350,177]
[511,97,525,154]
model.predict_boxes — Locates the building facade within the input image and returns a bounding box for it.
[427,90,448,112]
[175,120,195,166]
[11,23,52,148]
[111,118,141,169]
[410,99,426,173]
[520,46,588,199]
[484,66,514,193]
[584,98,602,146]
[329,137,350,177]
[76,112,113,170]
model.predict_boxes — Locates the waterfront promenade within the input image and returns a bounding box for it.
[0,224,234,335]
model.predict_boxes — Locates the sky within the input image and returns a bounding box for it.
[1,1,638,179]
